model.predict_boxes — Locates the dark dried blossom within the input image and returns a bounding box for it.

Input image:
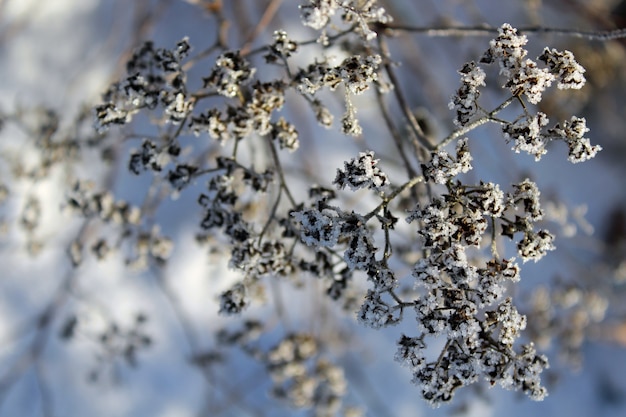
[268,30,298,59]
[126,226,174,268]
[510,179,543,222]
[366,261,397,291]
[296,61,341,94]
[163,92,193,123]
[339,0,392,40]
[547,116,601,163]
[406,198,457,249]
[230,240,293,277]
[226,105,258,138]
[333,151,389,192]
[91,239,112,260]
[539,48,586,90]
[266,334,347,413]
[505,59,554,104]
[441,243,478,286]
[412,344,480,407]
[468,181,505,217]
[423,138,473,184]
[482,23,529,77]
[412,255,441,290]
[167,164,199,190]
[311,99,334,128]
[129,140,164,174]
[219,282,249,315]
[94,38,190,131]
[454,205,487,247]
[394,334,426,370]
[308,185,336,203]
[503,112,549,160]
[475,258,520,305]
[271,117,299,151]
[204,51,256,98]
[449,62,486,127]
[291,207,342,247]
[94,103,133,133]
[485,297,527,347]
[518,229,555,262]
[338,54,381,95]
[299,0,338,30]
[500,343,549,401]
[190,109,229,142]
[327,268,350,300]
[296,54,380,97]
[343,224,375,270]
[66,181,141,225]
[358,290,400,328]
[251,81,286,113]
[414,292,447,335]
[481,24,556,104]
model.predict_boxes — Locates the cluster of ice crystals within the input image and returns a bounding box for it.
[471,182,505,217]
[343,222,375,270]
[486,298,527,347]
[358,290,400,328]
[296,55,381,97]
[482,23,529,77]
[506,59,555,104]
[423,138,473,184]
[499,343,549,401]
[504,112,549,160]
[291,207,342,247]
[299,0,338,30]
[333,151,389,192]
[204,51,256,98]
[449,62,486,127]
[548,116,601,163]
[518,229,555,262]
[270,30,298,58]
[340,55,382,95]
[539,48,586,90]
[341,96,363,137]
[510,179,543,221]
[406,198,458,248]
[300,0,392,40]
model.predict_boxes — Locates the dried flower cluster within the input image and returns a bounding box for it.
[0,1,612,415]
[89,15,601,408]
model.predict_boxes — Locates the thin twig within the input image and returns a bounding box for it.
[377,35,434,152]
[382,24,626,41]
[240,0,283,55]
[436,95,516,151]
